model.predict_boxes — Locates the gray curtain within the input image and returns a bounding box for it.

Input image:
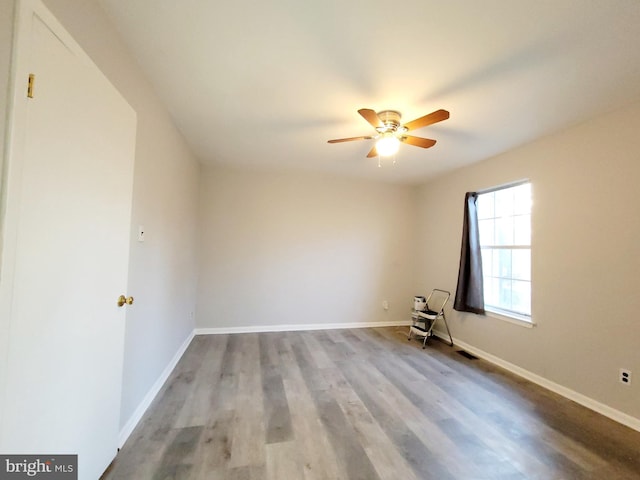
[454,192,485,314]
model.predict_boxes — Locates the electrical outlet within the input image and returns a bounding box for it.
[382,300,389,311]
[619,368,631,385]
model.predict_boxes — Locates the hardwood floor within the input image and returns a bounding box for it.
[103,328,640,479]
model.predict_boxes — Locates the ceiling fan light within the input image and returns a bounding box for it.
[376,135,400,156]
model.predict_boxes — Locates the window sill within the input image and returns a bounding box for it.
[484,308,535,328]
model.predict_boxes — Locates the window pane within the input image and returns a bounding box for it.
[514,214,531,245]
[494,216,514,245]
[483,277,493,306]
[494,188,514,217]
[512,249,531,281]
[484,277,500,307]
[478,219,494,245]
[481,248,493,277]
[493,249,512,279]
[512,280,531,315]
[513,183,531,215]
[476,192,494,220]
[497,278,512,310]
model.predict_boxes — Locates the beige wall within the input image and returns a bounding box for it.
[197,165,416,329]
[415,100,640,420]
[42,0,201,429]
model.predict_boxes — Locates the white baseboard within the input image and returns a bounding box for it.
[433,331,640,433]
[195,320,411,336]
[118,330,195,447]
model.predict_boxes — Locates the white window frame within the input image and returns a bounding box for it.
[477,180,533,326]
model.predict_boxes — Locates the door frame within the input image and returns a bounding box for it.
[0,0,31,436]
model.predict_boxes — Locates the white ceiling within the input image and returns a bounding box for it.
[98,0,640,184]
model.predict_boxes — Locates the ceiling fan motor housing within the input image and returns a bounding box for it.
[376,110,405,133]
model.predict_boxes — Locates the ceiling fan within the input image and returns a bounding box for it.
[328,108,449,158]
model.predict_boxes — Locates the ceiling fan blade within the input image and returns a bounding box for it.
[327,135,374,144]
[366,145,378,158]
[403,109,450,131]
[401,135,437,148]
[358,108,383,129]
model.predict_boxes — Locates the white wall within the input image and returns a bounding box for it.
[42,0,201,429]
[415,100,640,421]
[197,165,416,330]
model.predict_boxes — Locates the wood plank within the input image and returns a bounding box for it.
[228,334,266,469]
[152,426,203,478]
[299,332,336,369]
[175,335,229,428]
[278,337,345,480]
[288,335,379,479]
[320,367,419,480]
[338,358,463,480]
[189,409,235,474]
[311,388,381,480]
[265,441,303,480]
[259,335,294,444]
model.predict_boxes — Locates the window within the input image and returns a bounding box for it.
[477,182,531,319]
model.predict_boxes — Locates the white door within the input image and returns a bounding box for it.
[0,1,136,478]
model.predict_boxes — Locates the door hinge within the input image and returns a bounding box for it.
[27,73,35,98]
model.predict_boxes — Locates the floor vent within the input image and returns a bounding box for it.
[457,350,478,360]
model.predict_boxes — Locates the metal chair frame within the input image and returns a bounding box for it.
[408,289,454,348]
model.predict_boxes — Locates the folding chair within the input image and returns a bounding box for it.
[408,289,454,348]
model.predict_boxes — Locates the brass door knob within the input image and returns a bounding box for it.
[117,295,134,307]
